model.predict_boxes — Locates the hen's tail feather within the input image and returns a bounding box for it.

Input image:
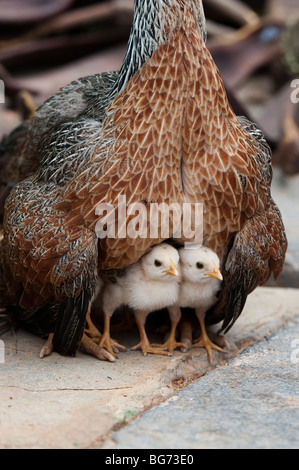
[52,290,90,357]
[217,281,249,334]
[208,203,287,333]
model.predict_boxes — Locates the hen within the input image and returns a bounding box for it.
[1,0,287,359]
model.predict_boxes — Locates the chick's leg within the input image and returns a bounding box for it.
[152,307,184,353]
[193,308,226,362]
[99,311,126,358]
[84,311,101,340]
[131,310,171,357]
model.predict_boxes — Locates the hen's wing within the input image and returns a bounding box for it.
[2,177,98,355]
[207,118,287,333]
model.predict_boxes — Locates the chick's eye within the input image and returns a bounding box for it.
[196,262,204,270]
[154,260,162,267]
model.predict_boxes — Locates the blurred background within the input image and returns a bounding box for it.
[0,0,298,285]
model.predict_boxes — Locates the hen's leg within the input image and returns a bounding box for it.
[39,329,116,362]
[207,331,230,351]
[179,316,193,352]
[80,312,116,361]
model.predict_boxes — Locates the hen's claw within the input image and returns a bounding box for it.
[80,334,115,362]
[207,331,231,351]
[40,333,54,358]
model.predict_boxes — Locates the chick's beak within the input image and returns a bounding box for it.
[163,259,179,277]
[205,263,223,281]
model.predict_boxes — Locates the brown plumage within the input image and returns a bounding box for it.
[1,0,287,358]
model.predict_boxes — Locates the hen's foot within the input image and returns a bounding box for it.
[40,333,54,358]
[179,319,193,353]
[80,334,115,362]
[208,331,230,351]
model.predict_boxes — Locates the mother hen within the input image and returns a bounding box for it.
[1,0,287,357]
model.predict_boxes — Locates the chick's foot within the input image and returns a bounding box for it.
[192,335,226,363]
[152,321,184,353]
[131,338,171,357]
[99,332,126,358]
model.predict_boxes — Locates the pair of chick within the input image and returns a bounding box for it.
[98,243,225,362]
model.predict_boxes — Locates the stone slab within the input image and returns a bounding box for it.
[106,317,299,449]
